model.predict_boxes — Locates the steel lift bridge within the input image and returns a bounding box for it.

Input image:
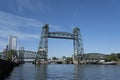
[17,24,84,64]
[37,24,84,64]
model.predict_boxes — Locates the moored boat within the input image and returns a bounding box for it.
[102,62,117,65]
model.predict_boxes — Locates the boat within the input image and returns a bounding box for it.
[97,61,117,65]
[102,62,117,65]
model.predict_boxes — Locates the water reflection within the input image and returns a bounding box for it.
[35,65,47,80]
[47,64,74,79]
[5,64,120,80]
[74,65,87,80]
[6,65,24,80]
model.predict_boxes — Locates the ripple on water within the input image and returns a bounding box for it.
[5,64,120,80]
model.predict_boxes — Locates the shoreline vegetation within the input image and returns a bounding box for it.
[47,53,120,65]
[84,53,120,62]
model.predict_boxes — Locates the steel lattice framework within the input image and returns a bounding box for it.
[17,50,37,59]
[37,24,84,64]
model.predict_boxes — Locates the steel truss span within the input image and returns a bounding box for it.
[37,24,84,64]
[17,50,36,59]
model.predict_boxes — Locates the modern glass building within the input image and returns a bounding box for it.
[8,36,17,50]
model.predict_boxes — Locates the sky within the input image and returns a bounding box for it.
[0,0,120,58]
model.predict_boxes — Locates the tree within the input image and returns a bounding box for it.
[105,55,111,61]
[6,50,17,61]
[66,57,72,61]
[116,53,120,59]
[105,53,119,61]
[62,56,66,60]
[52,57,58,60]
[110,53,119,61]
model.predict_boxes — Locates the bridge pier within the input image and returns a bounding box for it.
[35,59,48,65]
[40,59,48,65]
[73,55,79,64]
[35,59,40,65]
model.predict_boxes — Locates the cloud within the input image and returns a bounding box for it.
[0,11,43,29]
[0,11,42,40]
[16,0,44,12]
[0,29,39,40]
[0,11,62,32]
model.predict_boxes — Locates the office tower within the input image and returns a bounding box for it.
[8,36,17,50]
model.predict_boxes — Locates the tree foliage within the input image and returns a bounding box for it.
[84,53,105,60]
[6,50,17,61]
[105,53,119,61]
[66,57,72,61]
[116,53,120,59]
[52,57,58,60]
[62,56,66,60]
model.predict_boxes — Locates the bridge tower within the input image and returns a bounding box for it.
[37,24,49,64]
[73,28,84,64]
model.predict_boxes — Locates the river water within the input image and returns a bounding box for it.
[5,63,120,80]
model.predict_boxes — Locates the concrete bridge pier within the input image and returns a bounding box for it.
[35,59,40,65]
[40,59,48,65]
[35,59,48,65]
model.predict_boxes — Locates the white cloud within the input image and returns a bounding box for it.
[16,0,44,12]
[0,29,39,40]
[0,11,43,29]
[0,11,62,33]
[0,11,42,40]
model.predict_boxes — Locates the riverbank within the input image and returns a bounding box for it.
[0,59,20,80]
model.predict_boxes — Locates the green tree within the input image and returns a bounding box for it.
[110,53,119,61]
[52,57,58,60]
[6,50,17,61]
[105,53,119,61]
[66,57,72,61]
[105,55,111,61]
[116,53,120,59]
[62,56,66,60]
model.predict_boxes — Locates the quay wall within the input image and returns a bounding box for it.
[0,59,19,80]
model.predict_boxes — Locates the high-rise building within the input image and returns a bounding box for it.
[8,36,17,50]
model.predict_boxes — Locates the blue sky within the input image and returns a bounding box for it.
[0,0,120,58]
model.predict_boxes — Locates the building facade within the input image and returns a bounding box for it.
[8,36,17,50]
